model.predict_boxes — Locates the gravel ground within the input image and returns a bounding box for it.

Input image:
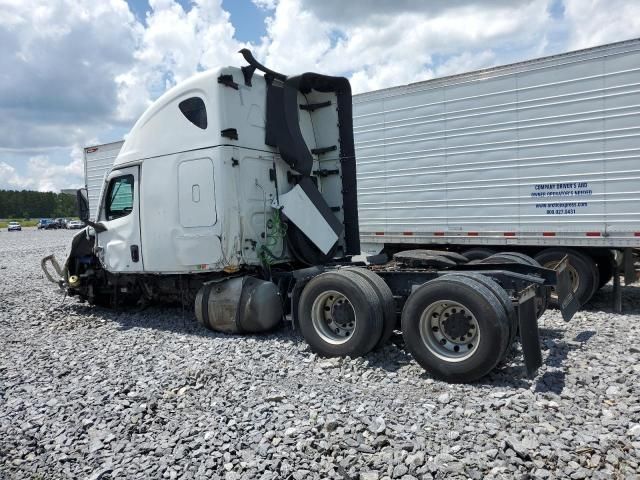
[1,229,639,480]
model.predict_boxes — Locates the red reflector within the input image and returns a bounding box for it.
[635,232,640,237]
[467,232,479,236]
[375,232,384,236]
[434,232,445,236]
[86,147,98,153]
[403,232,413,236]
[542,232,556,237]
[586,232,601,237]
[503,232,516,237]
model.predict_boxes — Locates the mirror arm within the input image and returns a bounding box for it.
[83,220,107,233]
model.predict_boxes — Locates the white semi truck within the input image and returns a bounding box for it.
[42,50,578,383]
[353,38,640,309]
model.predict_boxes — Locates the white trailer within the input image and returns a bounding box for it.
[353,38,640,307]
[83,141,124,221]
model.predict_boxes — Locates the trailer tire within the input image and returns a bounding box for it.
[298,270,383,357]
[461,248,496,261]
[442,273,517,356]
[342,267,397,348]
[481,252,548,318]
[534,248,599,307]
[393,251,457,269]
[401,276,510,383]
[595,254,614,289]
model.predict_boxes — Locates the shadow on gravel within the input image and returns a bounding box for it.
[581,283,640,313]
[535,329,596,395]
[60,301,301,344]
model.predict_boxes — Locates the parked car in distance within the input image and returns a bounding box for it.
[7,221,22,231]
[38,219,60,230]
[67,220,84,230]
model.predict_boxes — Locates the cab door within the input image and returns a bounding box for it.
[96,166,144,272]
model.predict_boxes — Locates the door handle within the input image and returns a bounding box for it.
[130,245,140,262]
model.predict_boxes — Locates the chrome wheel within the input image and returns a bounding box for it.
[311,290,357,345]
[419,300,480,362]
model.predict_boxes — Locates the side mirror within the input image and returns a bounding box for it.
[77,188,90,222]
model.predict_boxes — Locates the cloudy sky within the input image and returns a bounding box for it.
[1,0,639,192]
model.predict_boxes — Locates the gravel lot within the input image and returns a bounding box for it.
[1,229,639,479]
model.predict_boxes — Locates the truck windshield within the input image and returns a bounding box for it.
[105,174,134,221]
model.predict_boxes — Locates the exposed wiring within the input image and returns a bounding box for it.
[258,208,288,268]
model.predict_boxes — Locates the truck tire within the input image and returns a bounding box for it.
[298,270,383,357]
[394,249,469,264]
[595,254,614,289]
[461,248,496,261]
[442,273,517,356]
[534,248,599,307]
[342,267,397,348]
[400,275,510,383]
[393,251,457,269]
[481,252,548,318]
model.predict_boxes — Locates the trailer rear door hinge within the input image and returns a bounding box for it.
[299,100,332,112]
[231,158,239,167]
[221,128,239,140]
[313,168,340,177]
[218,74,239,90]
[311,145,337,155]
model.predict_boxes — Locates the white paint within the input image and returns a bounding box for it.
[96,166,144,273]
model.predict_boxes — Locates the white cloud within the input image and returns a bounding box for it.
[3,0,640,192]
[252,0,277,11]
[115,0,244,122]
[0,146,84,192]
[257,0,554,92]
[563,0,640,50]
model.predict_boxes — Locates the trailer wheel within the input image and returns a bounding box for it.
[298,270,383,357]
[342,267,397,348]
[481,252,548,318]
[401,276,510,382]
[595,254,614,289]
[461,248,496,261]
[442,273,517,356]
[534,248,599,306]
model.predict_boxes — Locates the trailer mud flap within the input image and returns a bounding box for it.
[555,256,580,322]
[518,286,542,376]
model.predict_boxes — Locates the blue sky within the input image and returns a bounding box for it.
[1,0,639,192]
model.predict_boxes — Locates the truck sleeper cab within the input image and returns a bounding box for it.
[42,51,579,383]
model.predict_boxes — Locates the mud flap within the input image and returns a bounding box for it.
[518,285,542,377]
[555,256,580,322]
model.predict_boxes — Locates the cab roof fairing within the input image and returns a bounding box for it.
[115,67,239,166]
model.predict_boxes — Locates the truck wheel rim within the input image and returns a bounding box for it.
[419,300,480,362]
[311,290,356,345]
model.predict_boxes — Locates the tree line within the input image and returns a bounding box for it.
[0,189,78,219]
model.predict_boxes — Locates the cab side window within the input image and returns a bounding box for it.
[105,175,134,220]
[179,97,207,129]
